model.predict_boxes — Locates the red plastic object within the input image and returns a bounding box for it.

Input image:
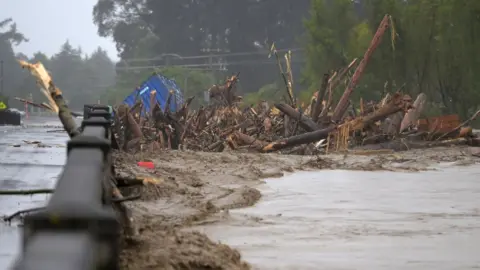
[137,161,154,169]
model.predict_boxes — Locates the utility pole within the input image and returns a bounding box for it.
[0,60,4,94]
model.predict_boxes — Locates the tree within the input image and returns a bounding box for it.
[83,47,116,102]
[302,0,480,120]
[0,18,28,103]
[92,0,311,93]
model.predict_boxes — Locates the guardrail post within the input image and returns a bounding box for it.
[13,105,120,270]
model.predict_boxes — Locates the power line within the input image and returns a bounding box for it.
[120,48,304,63]
[115,58,306,71]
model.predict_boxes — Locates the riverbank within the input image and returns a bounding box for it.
[117,146,480,269]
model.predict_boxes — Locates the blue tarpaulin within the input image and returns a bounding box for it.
[123,73,184,113]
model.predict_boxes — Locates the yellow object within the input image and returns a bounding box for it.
[270,107,280,115]
[0,102,6,110]
[138,176,162,185]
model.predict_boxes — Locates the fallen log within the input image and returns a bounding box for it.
[346,92,412,131]
[262,125,336,152]
[275,103,319,131]
[0,188,53,195]
[234,132,268,150]
[220,119,254,137]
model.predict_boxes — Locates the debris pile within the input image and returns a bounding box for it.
[113,77,480,156]
[14,14,480,156]
[113,14,480,155]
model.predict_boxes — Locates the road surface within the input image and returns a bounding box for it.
[0,117,68,269]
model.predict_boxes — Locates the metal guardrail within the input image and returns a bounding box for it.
[12,104,120,270]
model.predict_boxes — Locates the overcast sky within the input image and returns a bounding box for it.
[1,0,118,60]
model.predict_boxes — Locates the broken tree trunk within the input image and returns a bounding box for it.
[17,60,59,113]
[382,111,404,135]
[234,132,268,150]
[346,93,413,131]
[329,58,358,92]
[400,93,427,132]
[127,111,143,138]
[312,73,330,122]
[331,15,390,122]
[275,103,319,131]
[262,125,336,153]
[149,90,157,117]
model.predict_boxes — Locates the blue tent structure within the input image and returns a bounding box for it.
[123,73,184,114]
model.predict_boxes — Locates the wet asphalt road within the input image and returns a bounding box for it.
[0,117,68,269]
[197,167,480,270]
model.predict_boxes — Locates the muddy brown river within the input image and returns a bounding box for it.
[1,117,480,269]
[192,168,480,270]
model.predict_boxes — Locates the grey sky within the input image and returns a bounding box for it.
[1,0,118,60]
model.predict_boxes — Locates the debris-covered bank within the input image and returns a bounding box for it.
[16,57,480,269]
[14,12,480,268]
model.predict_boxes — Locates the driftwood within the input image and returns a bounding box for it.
[0,188,53,195]
[400,93,427,132]
[329,58,358,92]
[312,74,330,122]
[383,111,404,135]
[262,125,336,152]
[3,207,45,222]
[345,93,412,131]
[16,15,478,158]
[275,103,319,131]
[332,14,391,121]
[208,74,241,105]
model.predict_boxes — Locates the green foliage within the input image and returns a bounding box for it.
[159,66,215,101]
[92,0,311,93]
[0,93,9,106]
[244,83,284,105]
[302,0,480,121]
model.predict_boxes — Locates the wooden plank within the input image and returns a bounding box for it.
[417,114,460,133]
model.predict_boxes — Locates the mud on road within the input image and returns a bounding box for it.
[116,146,480,269]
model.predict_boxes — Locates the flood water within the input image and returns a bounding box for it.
[195,167,480,270]
[0,117,67,269]
[1,117,480,270]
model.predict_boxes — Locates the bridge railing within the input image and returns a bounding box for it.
[12,104,120,270]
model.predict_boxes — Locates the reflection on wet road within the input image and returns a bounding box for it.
[196,167,480,270]
[0,117,68,269]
